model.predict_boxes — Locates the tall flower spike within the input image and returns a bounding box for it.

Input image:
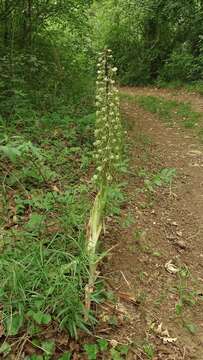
[93,48,122,186]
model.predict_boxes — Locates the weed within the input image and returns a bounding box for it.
[110,344,129,359]
[84,343,99,360]
[175,266,199,318]
[0,342,12,357]
[133,229,144,241]
[143,342,155,359]
[122,212,135,228]
[105,184,126,217]
[97,338,109,351]
[138,167,176,192]
[83,340,129,360]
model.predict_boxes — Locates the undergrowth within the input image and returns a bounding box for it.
[0,111,97,356]
[0,102,127,358]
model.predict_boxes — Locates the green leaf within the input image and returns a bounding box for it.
[184,323,197,334]
[97,338,108,351]
[0,342,11,355]
[58,352,72,360]
[41,340,55,355]
[117,344,129,355]
[153,177,162,186]
[84,343,98,360]
[6,313,24,336]
[175,302,183,315]
[27,356,43,360]
[153,251,161,257]
[143,343,155,359]
[28,310,52,325]
[25,213,44,231]
[0,145,21,163]
[110,348,122,360]
[27,322,40,336]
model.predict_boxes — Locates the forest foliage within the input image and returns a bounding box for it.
[94,0,203,85]
[0,0,94,119]
[0,0,202,122]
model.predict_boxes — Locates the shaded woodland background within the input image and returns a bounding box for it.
[0,0,202,121]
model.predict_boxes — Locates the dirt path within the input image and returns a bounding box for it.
[102,87,203,359]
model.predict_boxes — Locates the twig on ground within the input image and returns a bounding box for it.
[186,228,200,240]
[120,271,131,289]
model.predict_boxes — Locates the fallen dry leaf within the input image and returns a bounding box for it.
[165,260,179,274]
[117,292,139,305]
[154,323,177,345]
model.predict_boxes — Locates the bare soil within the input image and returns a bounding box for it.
[101,87,203,359]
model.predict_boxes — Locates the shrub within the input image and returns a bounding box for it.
[159,50,197,82]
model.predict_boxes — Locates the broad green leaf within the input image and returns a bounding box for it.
[110,348,122,360]
[6,313,24,336]
[0,342,11,355]
[97,338,108,351]
[41,340,55,355]
[143,343,155,359]
[25,213,44,231]
[117,344,129,355]
[0,145,21,163]
[84,343,98,360]
[28,310,52,325]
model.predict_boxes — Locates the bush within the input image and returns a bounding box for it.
[159,50,199,82]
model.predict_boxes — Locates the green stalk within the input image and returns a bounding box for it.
[85,187,107,315]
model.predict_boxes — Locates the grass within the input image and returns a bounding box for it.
[0,111,98,356]
[157,80,203,96]
[185,81,203,96]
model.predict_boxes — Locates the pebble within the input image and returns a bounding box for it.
[176,240,187,249]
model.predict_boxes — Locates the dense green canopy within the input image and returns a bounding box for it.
[93,0,203,84]
[0,0,202,120]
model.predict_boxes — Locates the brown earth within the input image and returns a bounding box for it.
[101,87,203,359]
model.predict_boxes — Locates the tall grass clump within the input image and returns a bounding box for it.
[85,49,123,313]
